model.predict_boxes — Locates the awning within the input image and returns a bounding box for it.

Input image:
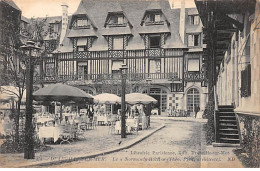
[77,38,88,46]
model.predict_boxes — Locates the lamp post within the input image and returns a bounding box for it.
[21,40,40,159]
[120,63,128,138]
[146,77,152,127]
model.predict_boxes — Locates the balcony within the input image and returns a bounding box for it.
[184,71,204,82]
[36,73,182,84]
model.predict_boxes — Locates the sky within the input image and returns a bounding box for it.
[13,0,196,18]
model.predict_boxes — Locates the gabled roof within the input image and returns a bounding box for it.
[70,4,98,29]
[188,8,199,15]
[140,1,170,26]
[1,0,21,11]
[67,29,97,38]
[107,2,123,13]
[58,0,187,51]
[49,18,61,24]
[102,27,132,36]
[146,2,162,10]
[139,25,170,34]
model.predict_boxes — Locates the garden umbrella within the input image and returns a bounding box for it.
[33,83,94,120]
[125,93,157,105]
[94,93,121,104]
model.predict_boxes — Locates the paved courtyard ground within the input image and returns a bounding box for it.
[0,121,161,167]
[52,118,243,168]
[0,117,244,168]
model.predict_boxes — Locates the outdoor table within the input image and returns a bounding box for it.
[38,126,61,143]
[37,117,54,123]
[97,115,107,125]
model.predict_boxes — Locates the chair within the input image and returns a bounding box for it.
[129,119,139,134]
[59,125,73,144]
[108,121,116,134]
[92,116,97,129]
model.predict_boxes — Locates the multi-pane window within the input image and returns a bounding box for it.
[188,59,200,72]
[188,34,200,47]
[113,37,124,50]
[187,88,200,112]
[77,18,88,27]
[149,35,161,48]
[189,15,200,25]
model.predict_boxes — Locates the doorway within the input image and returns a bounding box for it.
[187,88,200,114]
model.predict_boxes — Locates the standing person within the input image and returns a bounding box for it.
[89,105,94,119]
[195,105,200,118]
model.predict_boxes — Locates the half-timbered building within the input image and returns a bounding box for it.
[38,0,207,115]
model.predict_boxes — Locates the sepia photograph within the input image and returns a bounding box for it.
[0,0,259,168]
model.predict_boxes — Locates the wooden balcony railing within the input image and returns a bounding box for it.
[35,71,205,84]
[58,48,184,60]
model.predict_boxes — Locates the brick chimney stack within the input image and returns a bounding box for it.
[179,0,185,44]
[59,2,68,46]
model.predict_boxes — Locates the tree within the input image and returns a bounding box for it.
[0,14,47,150]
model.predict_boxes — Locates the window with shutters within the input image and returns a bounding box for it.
[188,34,200,47]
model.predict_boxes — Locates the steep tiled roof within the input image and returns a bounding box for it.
[187,8,199,15]
[59,0,198,51]
[102,27,132,36]
[139,25,170,34]
[67,29,97,38]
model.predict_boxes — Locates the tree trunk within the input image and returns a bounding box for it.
[14,100,21,149]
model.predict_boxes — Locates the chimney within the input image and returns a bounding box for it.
[179,0,185,44]
[59,3,69,46]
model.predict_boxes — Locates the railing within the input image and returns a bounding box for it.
[184,71,204,82]
[55,73,181,82]
[58,48,184,60]
[36,71,205,84]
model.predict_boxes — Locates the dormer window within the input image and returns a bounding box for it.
[149,13,161,22]
[189,15,200,25]
[106,13,127,27]
[77,18,89,28]
[111,15,124,25]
